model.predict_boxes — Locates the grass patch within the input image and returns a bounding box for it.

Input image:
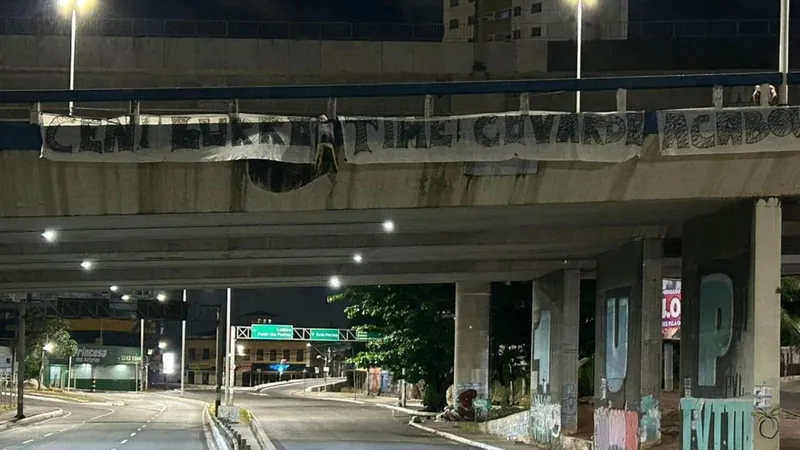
[239,408,251,425]
[489,406,526,421]
[457,422,483,434]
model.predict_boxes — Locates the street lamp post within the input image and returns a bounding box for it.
[575,0,583,113]
[57,0,94,116]
[779,0,791,104]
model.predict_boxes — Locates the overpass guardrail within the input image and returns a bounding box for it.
[0,16,796,41]
[0,72,787,104]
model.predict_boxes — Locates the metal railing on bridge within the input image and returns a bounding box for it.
[0,72,786,105]
[0,16,795,41]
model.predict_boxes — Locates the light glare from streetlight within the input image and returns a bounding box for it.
[353,253,363,263]
[158,341,167,349]
[44,342,55,353]
[121,294,131,301]
[382,220,395,233]
[42,229,58,243]
[80,260,93,270]
[110,285,119,292]
[328,276,342,289]
[156,293,167,302]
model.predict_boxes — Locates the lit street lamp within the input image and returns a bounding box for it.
[56,0,95,116]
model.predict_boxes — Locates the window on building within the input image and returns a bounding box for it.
[296,350,304,362]
[283,350,291,361]
[202,348,210,360]
[513,6,522,16]
[269,349,277,361]
[496,9,511,19]
[467,15,475,25]
[450,0,459,6]
[513,29,521,39]
[189,348,197,361]
[531,2,542,13]
[449,19,459,29]
[531,26,542,37]
[256,349,264,361]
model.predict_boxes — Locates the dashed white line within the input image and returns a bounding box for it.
[120,439,128,444]
[44,432,53,437]
[130,432,136,437]
[22,440,33,444]
[59,428,68,432]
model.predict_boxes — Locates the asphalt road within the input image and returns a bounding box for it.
[0,393,207,450]
[783,379,800,413]
[179,380,469,450]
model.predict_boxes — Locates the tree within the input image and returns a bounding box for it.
[24,316,78,388]
[329,284,455,411]
[781,276,800,346]
[489,282,531,388]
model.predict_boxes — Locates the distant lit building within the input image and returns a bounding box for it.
[184,336,312,387]
[442,0,628,41]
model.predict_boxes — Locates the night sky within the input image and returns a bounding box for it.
[2,0,443,23]
[2,0,795,23]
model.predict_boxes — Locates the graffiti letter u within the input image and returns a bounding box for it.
[606,295,629,393]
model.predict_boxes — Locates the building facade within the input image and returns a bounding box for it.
[443,0,627,41]
[185,336,313,387]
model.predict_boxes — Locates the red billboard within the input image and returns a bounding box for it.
[662,279,681,340]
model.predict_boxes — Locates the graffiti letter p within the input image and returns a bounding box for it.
[698,274,734,387]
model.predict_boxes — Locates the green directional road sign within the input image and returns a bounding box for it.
[309,328,340,341]
[356,330,383,341]
[252,324,294,340]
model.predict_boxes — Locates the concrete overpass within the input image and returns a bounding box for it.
[0,72,796,450]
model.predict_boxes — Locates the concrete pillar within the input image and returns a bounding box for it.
[453,281,491,422]
[663,341,674,392]
[680,199,781,450]
[530,269,580,446]
[594,238,663,449]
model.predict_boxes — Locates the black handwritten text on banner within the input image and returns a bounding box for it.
[40,113,317,163]
[340,111,645,164]
[658,107,800,155]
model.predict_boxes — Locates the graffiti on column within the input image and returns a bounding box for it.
[639,395,661,444]
[440,383,489,422]
[698,274,734,387]
[561,382,578,431]
[594,407,639,450]
[605,289,630,394]
[533,309,551,393]
[531,394,561,447]
[680,398,753,450]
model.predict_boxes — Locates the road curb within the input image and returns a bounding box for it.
[783,408,800,418]
[408,420,506,450]
[376,403,439,417]
[23,394,125,407]
[248,411,277,450]
[0,408,64,432]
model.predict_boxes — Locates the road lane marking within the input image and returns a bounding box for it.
[22,440,33,444]
[44,432,53,437]
[120,439,128,444]
[130,432,136,437]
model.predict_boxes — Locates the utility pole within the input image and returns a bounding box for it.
[214,308,224,417]
[180,289,187,396]
[15,300,25,420]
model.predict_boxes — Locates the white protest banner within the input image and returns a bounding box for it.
[340,110,645,164]
[40,113,317,163]
[658,107,800,156]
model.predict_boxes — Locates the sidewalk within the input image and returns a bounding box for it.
[412,420,537,450]
[297,390,428,410]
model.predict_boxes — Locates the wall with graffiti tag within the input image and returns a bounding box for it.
[594,407,639,450]
[531,394,562,447]
[680,398,753,450]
